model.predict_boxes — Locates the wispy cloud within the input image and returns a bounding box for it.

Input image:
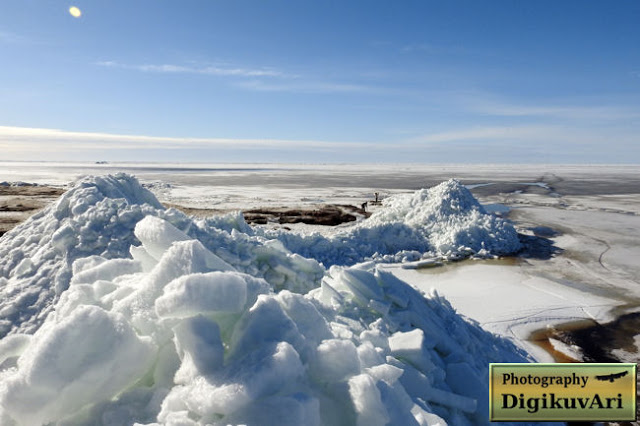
[408,126,538,144]
[407,124,639,149]
[0,126,379,153]
[235,79,382,94]
[96,60,288,78]
[96,60,397,95]
[474,102,640,121]
[399,42,482,58]
[2,124,638,163]
[0,30,28,45]
[95,61,408,94]
[400,43,442,54]
[454,92,640,122]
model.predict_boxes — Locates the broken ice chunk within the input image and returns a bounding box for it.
[156,272,248,319]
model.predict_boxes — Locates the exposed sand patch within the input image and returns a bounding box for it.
[0,184,65,237]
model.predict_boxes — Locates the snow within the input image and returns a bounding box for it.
[388,329,438,375]
[0,173,544,425]
[548,338,583,361]
[391,262,617,362]
[310,339,360,383]
[348,373,390,426]
[155,272,248,318]
[134,215,192,261]
[0,173,324,336]
[0,305,155,425]
[263,179,521,265]
[610,335,640,363]
[172,315,225,382]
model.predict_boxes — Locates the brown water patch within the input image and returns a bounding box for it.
[416,256,520,275]
[560,312,640,363]
[530,314,640,426]
[529,320,598,363]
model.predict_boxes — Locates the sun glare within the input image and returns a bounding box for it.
[69,6,82,18]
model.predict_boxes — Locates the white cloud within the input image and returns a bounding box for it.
[96,61,398,95]
[400,43,440,54]
[0,30,28,45]
[0,126,378,153]
[235,79,381,94]
[408,126,530,144]
[407,124,639,149]
[96,61,287,78]
[458,93,640,122]
[2,122,637,163]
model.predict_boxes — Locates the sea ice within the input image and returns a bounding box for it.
[262,179,521,266]
[0,174,538,425]
[0,305,155,425]
[155,272,249,318]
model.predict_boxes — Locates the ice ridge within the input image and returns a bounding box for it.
[0,174,534,426]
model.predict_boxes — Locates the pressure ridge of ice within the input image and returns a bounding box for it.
[0,174,533,425]
[265,178,521,265]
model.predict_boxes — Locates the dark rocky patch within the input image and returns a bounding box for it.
[535,314,640,426]
[244,204,365,226]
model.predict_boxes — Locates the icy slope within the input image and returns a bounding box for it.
[267,179,521,266]
[0,174,533,425]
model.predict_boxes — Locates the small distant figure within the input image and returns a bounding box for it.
[361,201,368,212]
[375,192,379,203]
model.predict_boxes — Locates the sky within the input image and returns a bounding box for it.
[1,0,639,163]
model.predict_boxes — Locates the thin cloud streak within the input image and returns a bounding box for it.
[407,124,639,147]
[400,43,470,56]
[2,124,637,162]
[0,126,380,152]
[235,79,384,94]
[0,30,29,45]
[409,126,536,144]
[97,61,400,95]
[460,94,640,121]
[96,61,287,78]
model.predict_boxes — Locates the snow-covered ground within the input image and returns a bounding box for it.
[2,162,639,211]
[390,261,618,362]
[0,162,638,425]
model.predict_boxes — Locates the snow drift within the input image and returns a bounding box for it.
[0,174,533,425]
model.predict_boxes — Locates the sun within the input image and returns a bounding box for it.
[69,6,82,18]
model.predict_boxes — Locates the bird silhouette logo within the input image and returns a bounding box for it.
[595,371,628,383]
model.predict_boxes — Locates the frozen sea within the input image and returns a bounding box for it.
[1,161,639,355]
[0,162,640,346]
[0,161,639,425]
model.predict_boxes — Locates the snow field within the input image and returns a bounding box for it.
[0,174,535,425]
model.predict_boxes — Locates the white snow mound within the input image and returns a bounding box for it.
[0,174,536,425]
[267,179,521,265]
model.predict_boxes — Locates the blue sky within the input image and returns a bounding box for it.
[1,0,639,163]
